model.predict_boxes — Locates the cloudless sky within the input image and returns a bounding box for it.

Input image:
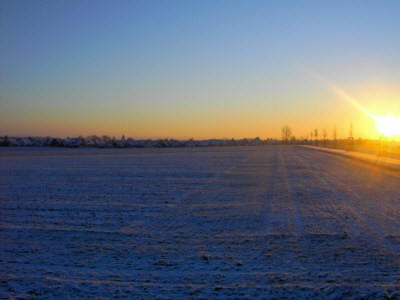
[1,0,399,139]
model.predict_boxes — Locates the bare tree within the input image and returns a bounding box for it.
[348,122,354,150]
[323,129,327,146]
[314,129,318,146]
[349,122,353,138]
[333,125,337,147]
[310,132,313,145]
[87,135,99,140]
[281,125,292,144]
[102,135,111,142]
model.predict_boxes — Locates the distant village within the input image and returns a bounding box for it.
[0,135,285,148]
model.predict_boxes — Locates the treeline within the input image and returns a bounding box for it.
[0,135,281,148]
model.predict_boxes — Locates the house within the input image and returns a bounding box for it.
[185,139,195,147]
[125,138,139,148]
[50,138,63,147]
[68,138,82,147]
[238,138,249,146]
[226,138,236,146]
[113,139,126,148]
[155,139,168,148]
[95,140,106,148]
[142,140,154,148]
[30,138,44,147]
[195,140,209,147]
[0,136,10,146]
[250,137,262,146]
[168,139,181,147]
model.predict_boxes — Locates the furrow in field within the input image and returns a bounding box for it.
[295,148,400,273]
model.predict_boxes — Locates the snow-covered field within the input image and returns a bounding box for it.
[1,146,399,299]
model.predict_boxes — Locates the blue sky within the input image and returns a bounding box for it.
[1,0,399,138]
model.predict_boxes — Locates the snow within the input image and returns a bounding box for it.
[302,145,400,171]
[0,146,399,298]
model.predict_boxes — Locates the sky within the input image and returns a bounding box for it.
[1,0,399,139]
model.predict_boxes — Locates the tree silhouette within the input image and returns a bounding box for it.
[314,129,318,146]
[333,125,337,147]
[349,122,353,138]
[348,122,354,150]
[281,125,292,144]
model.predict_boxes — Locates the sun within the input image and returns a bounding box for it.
[375,115,400,137]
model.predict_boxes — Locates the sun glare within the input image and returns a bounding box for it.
[376,116,400,137]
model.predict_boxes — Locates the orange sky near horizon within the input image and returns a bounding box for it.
[2,81,399,140]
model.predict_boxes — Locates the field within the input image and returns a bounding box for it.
[1,146,399,299]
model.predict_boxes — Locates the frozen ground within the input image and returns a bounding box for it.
[0,146,399,299]
[302,145,400,171]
